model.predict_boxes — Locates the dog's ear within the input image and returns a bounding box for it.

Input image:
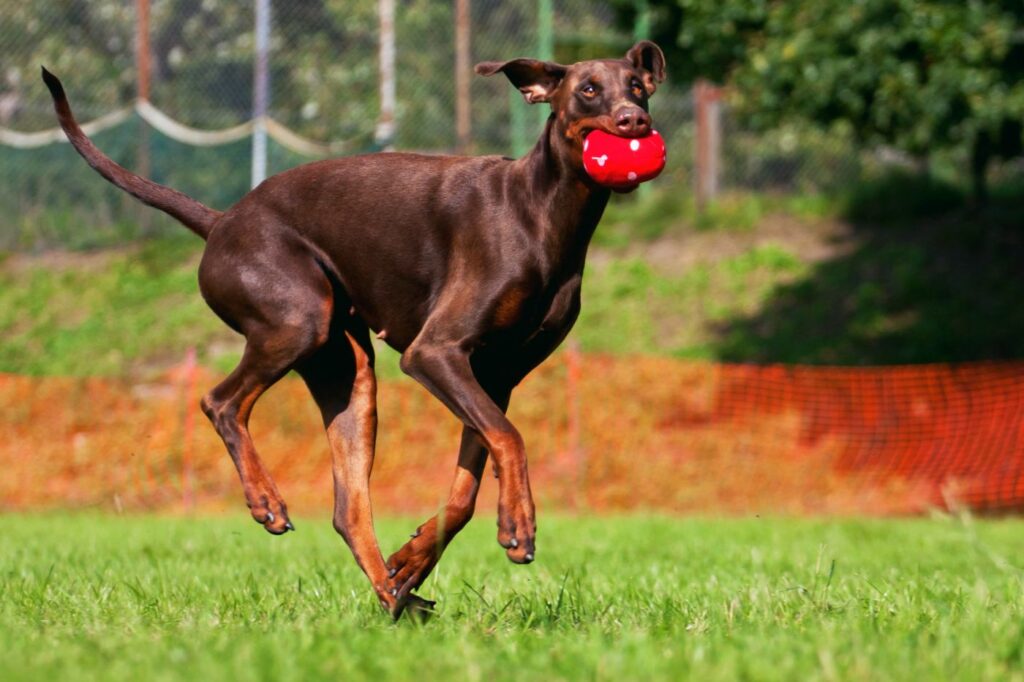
[475,59,568,104]
[626,41,666,96]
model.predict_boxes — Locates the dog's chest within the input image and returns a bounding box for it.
[488,274,582,344]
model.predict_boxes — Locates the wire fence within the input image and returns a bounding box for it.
[0,0,864,252]
[3,350,1022,515]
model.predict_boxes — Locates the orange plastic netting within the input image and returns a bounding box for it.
[1,355,1022,516]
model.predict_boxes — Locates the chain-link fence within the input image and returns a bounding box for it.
[1,0,859,252]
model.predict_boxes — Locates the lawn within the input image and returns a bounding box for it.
[4,181,1024,377]
[2,514,1022,681]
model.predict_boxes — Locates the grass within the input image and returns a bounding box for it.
[0,236,229,376]
[0,234,811,376]
[1,514,1022,681]
[3,174,1023,375]
[577,246,807,359]
[598,188,836,247]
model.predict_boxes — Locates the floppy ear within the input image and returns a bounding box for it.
[626,41,666,96]
[474,58,568,104]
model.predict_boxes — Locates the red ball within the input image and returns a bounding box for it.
[582,129,666,190]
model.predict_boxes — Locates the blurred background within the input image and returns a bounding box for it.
[1,0,1022,517]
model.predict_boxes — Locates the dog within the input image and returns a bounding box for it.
[43,39,665,619]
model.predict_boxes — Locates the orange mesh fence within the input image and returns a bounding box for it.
[1,353,1022,516]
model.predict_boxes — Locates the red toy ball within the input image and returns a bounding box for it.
[582,129,666,190]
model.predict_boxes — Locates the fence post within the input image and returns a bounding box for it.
[536,0,554,131]
[633,0,650,41]
[694,80,723,209]
[135,0,153,232]
[454,0,472,153]
[251,0,271,187]
[181,347,197,512]
[375,0,396,150]
[565,340,584,509]
[633,0,652,200]
[135,0,151,102]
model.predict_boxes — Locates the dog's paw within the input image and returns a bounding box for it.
[389,592,437,622]
[385,535,439,598]
[497,497,536,564]
[247,492,293,535]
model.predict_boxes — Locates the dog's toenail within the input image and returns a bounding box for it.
[389,567,397,578]
[391,588,398,596]
[285,521,294,531]
[266,511,275,523]
[525,553,534,562]
[510,538,518,548]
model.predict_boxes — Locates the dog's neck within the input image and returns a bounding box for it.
[513,115,611,275]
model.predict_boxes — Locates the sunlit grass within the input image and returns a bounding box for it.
[2,514,1022,681]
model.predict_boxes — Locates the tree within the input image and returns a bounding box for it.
[645,0,1024,200]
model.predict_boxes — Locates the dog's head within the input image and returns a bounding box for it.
[475,41,666,152]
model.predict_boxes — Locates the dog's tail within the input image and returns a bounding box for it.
[41,67,221,240]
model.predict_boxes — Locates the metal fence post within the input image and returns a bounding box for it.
[634,0,652,199]
[251,0,271,187]
[375,0,396,150]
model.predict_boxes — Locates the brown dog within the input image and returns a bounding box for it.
[43,40,665,618]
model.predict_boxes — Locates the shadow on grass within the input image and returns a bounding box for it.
[713,171,1024,364]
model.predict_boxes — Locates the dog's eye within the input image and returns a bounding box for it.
[580,84,598,97]
[631,81,644,98]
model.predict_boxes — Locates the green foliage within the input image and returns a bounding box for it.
[648,0,1024,194]
[733,2,1024,158]
[716,200,1024,364]
[842,169,966,223]
[2,514,1023,681]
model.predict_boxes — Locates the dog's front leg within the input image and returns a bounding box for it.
[386,389,508,600]
[400,339,536,569]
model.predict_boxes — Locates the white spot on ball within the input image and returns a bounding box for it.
[583,139,589,151]
[627,171,638,181]
[629,140,640,151]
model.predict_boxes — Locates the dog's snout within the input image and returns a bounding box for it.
[614,107,651,136]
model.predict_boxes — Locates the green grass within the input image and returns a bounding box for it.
[598,188,836,247]
[3,175,1024,374]
[577,245,807,358]
[0,235,810,376]
[2,514,1023,681]
[0,236,231,376]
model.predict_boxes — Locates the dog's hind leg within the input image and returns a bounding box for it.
[199,240,335,536]
[201,331,317,535]
[297,324,400,615]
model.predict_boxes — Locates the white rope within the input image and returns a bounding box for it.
[0,100,359,157]
[0,107,132,149]
[264,117,351,156]
[134,99,253,146]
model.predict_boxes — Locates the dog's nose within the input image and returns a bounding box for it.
[614,107,651,136]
